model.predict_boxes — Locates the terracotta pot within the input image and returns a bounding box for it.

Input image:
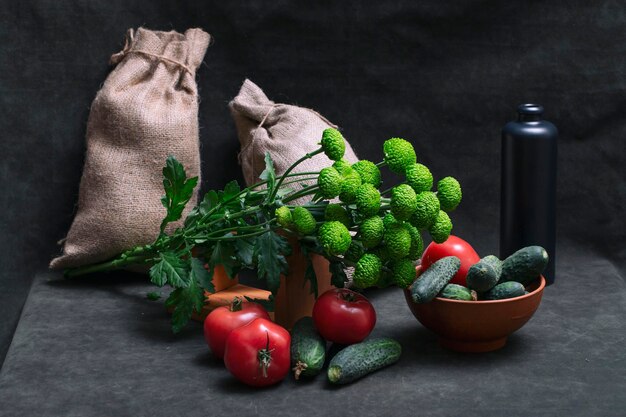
[404,265,546,352]
[273,241,334,330]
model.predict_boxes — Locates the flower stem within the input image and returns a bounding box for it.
[269,148,323,202]
[64,254,152,278]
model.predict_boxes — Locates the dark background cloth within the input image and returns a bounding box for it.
[0,0,624,413]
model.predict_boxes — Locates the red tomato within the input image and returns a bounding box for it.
[223,318,291,387]
[421,235,480,286]
[312,288,376,345]
[203,298,270,359]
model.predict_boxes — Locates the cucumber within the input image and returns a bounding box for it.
[327,338,401,385]
[500,246,549,285]
[290,317,326,380]
[466,255,502,292]
[439,283,473,301]
[483,281,526,300]
[411,256,460,304]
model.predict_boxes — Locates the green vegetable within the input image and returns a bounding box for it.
[352,160,382,187]
[383,138,416,174]
[384,223,411,260]
[327,338,402,385]
[318,167,343,198]
[500,246,549,285]
[321,128,346,161]
[293,207,317,235]
[146,291,161,301]
[483,281,526,300]
[382,212,398,229]
[275,206,293,229]
[466,256,501,293]
[439,283,473,301]
[318,221,352,256]
[344,241,365,262]
[353,254,383,288]
[406,223,424,259]
[410,191,440,229]
[370,245,391,263]
[325,204,350,227]
[65,127,465,333]
[437,176,462,212]
[405,163,433,193]
[332,159,352,175]
[481,255,503,277]
[291,317,326,380]
[410,256,460,304]
[391,258,417,289]
[428,210,452,243]
[390,184,418,220]
[338,168,362,204]
[355,183,381,217]
[360,216,384,248]
[159,156,199,233]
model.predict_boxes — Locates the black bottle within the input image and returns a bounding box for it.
[500,104,557,285]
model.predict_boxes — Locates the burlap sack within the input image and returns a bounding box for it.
[50,27,210,270]
[229,79,358,201]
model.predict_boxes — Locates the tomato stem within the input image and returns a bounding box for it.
[340,291,357,303]
[230,297,243,312]
[257,331,274,378]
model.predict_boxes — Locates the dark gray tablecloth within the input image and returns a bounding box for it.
[0,244,624,417]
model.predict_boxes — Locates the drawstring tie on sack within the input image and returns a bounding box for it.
[237,103,278,167]
[109,28,194,75]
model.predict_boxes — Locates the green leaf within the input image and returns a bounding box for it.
[275,187,294,198]
[149,252,190,288]
[185,190,220,227]
[160,156,199,232]
[244,295,275,312]
[304,258,318,297]
[220,180,242,209]
[190,257,215,293]
[260,152,276,204]
[165,277,204,333]
[146,292,161,301]
[254,230,290,294]
[209,240,237,278]
[234,237,256,266]
[329,261,347,288]
[301,246,318,297]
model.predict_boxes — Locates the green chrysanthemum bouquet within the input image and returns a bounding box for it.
[66,129,462,331]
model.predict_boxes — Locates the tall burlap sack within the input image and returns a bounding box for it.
[229,79,358,201]
[50,27,210,270]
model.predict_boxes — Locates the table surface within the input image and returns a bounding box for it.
[0,245,624,417]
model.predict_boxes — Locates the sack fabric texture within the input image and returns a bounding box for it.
[50,27,210,270]
[229,79,359,203]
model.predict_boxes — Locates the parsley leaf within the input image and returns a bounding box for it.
[329,260,347,288]
[234,237,256,266]
[165,276,204,333]
[149,252,190,288]
[244,294,275,312]
[190,257,215,293]
[146,292,161,301]
[160,156,198,233]
[255,230,290,293]
[259,152,276,204]
[301,246,318,297]
[209,240,237,279]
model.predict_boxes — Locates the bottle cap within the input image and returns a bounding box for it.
[517,104,543,121]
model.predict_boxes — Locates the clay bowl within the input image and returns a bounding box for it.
[403,266,546,353]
